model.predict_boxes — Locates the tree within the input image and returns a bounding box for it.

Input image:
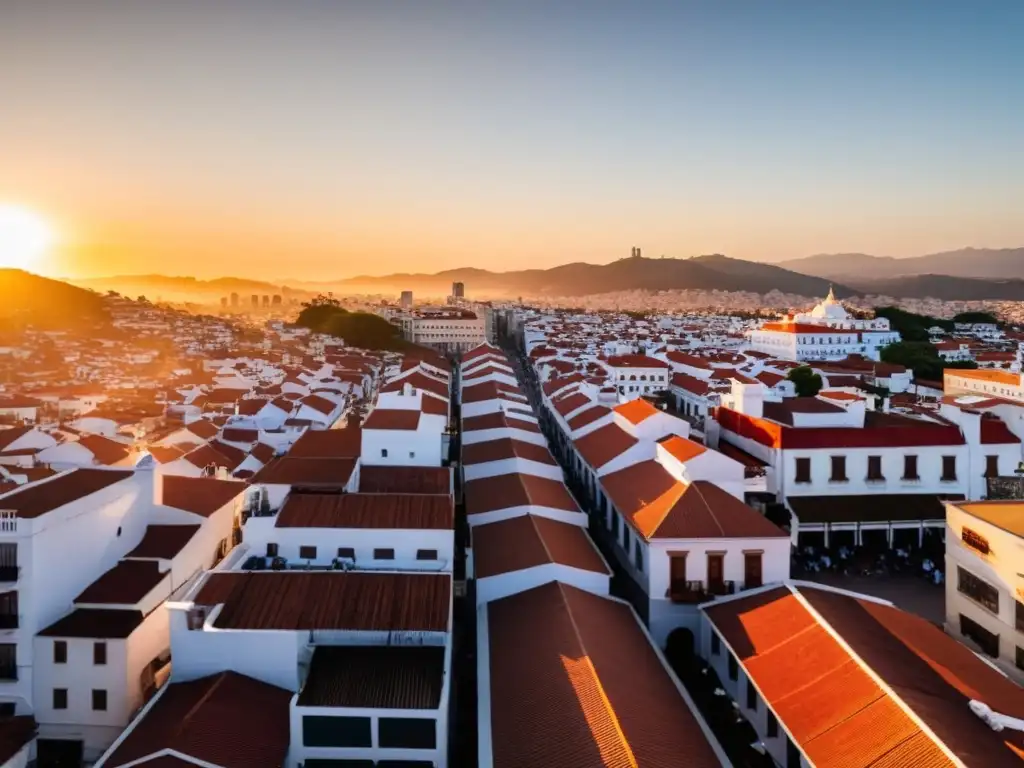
[787,365,823,397]
[953,311,999,325]
[880,341,978,381]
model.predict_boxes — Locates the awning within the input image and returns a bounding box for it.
[788,494,963,525]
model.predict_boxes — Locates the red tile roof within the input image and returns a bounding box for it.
[358,465,451,494]
[221,427,258,443]
[657,434,706,463]
[39,608,144,639]
[299,393,337,416]
[76,434,130,465]
[543,374,583,397]
[75,560,168,606]
[126,524,201,559]
[195,572,451,632]
[462,437,555,466]
[715,407,967,449]
[552,391,592,418]
[103,672,292,768]
[462,412,541,434]
[381,370,450,400]
[363,408,421,430]
[464,472,579,516]
[184,420,219,440]
[250,457,357,487]
[0,468,133,519]
[613,398,661,425]
[287,427,362,458]
[573,423,638,470]
[275,492,452,529]
[670,372,711,395]
[606,354,670,369]
[473,515,608,577]
[461,380,527,404]
[567,405,612,431]
[980,417,1020,444]
[160,475,245,516]
[487,582,721,768]
[705,585,1024,767]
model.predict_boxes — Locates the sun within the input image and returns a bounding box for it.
[0,204,55,270]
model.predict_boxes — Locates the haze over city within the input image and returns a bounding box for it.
[2,0,1023,280]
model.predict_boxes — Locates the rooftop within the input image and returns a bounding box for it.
[297,645,444,709]
[486,582,721,768]
[75,560,168,606]
[160,475,245,517]
[275,492,453,530]
[358,465,451,494]
[250,456,357,487]
[955,500,1024,538]
[464,472,579,516]
[472,514,609,578]
[125,524,200,559]
[0,468,133,519]
[194,571,451,632]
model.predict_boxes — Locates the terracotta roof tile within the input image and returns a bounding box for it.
[76,434,131,465]
[297,645,444,709]
[39,608,144,639]
[657,434,707,463]
[573,423,639,470]
[75,560,168,606]
[194,572,450,632]
[473,515,608,578]
[251,457,357,487]
[275,492,452,529]
[363,408,421,430]
[464,472,579,516]
[287,427,362,458]
[0,468,134,519]
[126,524,201,559]
[103,672,291,768]
[552,392,592,418]
[160,475,245,516]
[462,437,555,466]
[567,405,612,431]
[462,412,541,434]
[487,582,720,768]
[613,398,662,425]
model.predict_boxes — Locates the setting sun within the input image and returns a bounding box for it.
[0,204,55,270]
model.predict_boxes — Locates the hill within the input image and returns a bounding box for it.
[70,275,310,302]
[851,274,1024,301]
[0,269,108,328]
[779,247,1024,282]
[332,254,856,298]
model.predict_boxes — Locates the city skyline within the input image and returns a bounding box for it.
[2,1,1023,280]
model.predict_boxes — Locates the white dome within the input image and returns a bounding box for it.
[808,287,849,320]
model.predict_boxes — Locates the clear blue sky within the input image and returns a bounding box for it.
[1,0,1022,278]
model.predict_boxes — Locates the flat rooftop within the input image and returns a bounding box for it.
[956,500,1024,538]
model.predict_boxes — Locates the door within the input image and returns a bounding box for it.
[669,554,687,592]
[744,552,763,589]
[707,553,724,590]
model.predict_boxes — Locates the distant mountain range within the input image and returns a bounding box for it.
[779,247,1024,282]
[69,275,314,303]
[0,269,107,328]
[333,254,857,298]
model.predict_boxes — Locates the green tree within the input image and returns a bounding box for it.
[786,365,823,397]
[880,341,978,381]
[952,311,999,325]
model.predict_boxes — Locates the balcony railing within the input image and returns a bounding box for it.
[667,580,737,603]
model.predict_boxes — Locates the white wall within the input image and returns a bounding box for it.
[465,505,587,529]
[475,564,609,605]
[361,428,442,467]
[462,458,562,483]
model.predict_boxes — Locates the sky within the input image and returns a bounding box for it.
[1,0,1023,280]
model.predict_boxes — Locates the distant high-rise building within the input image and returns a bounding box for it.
[220,296,228,308]
[251,294,259,307]
[630,246,642,259]
[262,295,270,307]
[272,294,282,306]
[400,290,413,308]
[451,281,465,299]
[230,292,239,307]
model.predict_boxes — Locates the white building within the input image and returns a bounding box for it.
[747,289,900,361]
[944,499,1024,683]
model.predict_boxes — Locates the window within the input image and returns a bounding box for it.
[1017,601,1024,633]
[612,512,620,539]
[1017,646,1024,672]
[634,539,643,572]
[794,457,811,483]
[766,709,779,738]
[381,449,388,458]
[92,689,107,711]
[867,455,883,481]
[303,715,372,748]
[787,737,802,768]
[903,454,919,480]
[53,689,67,710]
[416,549,438,561]
[54,641,67,665]
[960,614,1000,657]
[337,547,355,559]
[830,456,847,482]
[378,717,437,749]
[958,567,999,613]
[711,632,721,656]
[985,455,999,478]
[746,679,757,711]
[299,545,317,560]
[93,642,106,666]
[374,548,395,560]
[266,543,278,558]
[727,654,738,681]
[0,644,15,681]
[941,455,957,481]
[409,451,416,459]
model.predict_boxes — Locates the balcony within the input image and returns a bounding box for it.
[667,580,736,603]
